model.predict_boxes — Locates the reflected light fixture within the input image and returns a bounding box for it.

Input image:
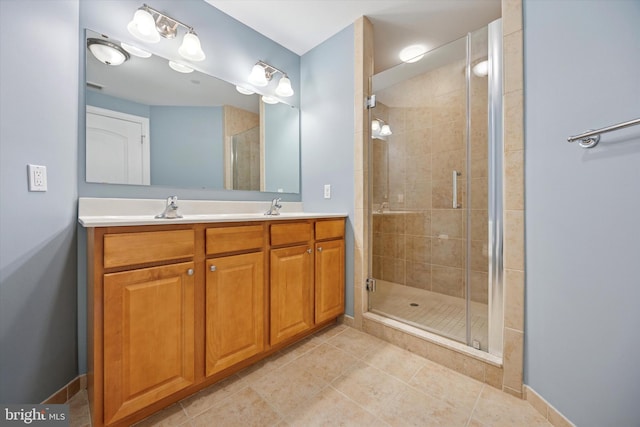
[87,38,130,66]
[168,60,193,73]
[236,85,255,95]
[247,60,295,97]
[399,44,427,63]
[472,60,489,77]
[128,4,205,61]
[372,118,392,138]
[121,42,151,58]
[262,95,279,105]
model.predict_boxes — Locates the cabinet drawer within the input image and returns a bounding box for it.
[206,225,264,255]
[315,219,345,240]
[104,230,194,268]
[270,222,312,246]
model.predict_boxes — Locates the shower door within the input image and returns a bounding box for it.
[367,22,502,354]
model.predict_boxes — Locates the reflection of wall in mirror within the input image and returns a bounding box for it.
[264,104,300,193]
[86,90,224,188]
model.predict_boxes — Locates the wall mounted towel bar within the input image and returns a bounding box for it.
[567,117,640,148]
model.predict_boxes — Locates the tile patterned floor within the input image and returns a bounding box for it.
[370,280,489,350]
[68,324,550,427]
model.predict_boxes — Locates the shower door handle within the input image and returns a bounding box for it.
[452,170,462,209]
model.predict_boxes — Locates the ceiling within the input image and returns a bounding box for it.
[205,0,501,73]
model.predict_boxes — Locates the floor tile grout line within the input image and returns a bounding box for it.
[465,383,486,426]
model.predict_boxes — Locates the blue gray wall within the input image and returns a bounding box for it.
[86,91,150,118]
[150,106,224,188]
[0,0,79,403]
[301,25,355,316]
[523,1,640,426]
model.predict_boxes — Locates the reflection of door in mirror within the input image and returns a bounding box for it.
[86,106,150,185]
[232,127,260,191]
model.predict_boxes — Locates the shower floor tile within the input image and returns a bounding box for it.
[369,280,489,350]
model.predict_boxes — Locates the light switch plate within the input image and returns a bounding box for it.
[324,184,331,199]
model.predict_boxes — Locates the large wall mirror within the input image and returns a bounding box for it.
[84,30,300,193]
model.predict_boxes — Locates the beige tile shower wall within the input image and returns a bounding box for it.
[223,106,260,189]
[352,16,374,330]
[501,0,525,398]
[371,58,488,304]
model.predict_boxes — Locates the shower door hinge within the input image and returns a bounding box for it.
[366,94,376,109]
[365,277,377,292]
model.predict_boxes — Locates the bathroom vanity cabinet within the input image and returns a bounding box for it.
[86,217,345,427]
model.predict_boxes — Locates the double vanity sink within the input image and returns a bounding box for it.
[79,196,345,227]
[79,197,347,426]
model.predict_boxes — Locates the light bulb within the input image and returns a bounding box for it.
[275,75,294,97]
[371,120,381,132]
[380,124,392,136]
[178,32,205,62]
[127,8,160,43]
[262,95,279,104]
[248,64,268,87]
[168,60,193,73]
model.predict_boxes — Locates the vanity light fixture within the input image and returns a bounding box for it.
[87,38,130,66]
[128,4,206,61]
[247,60,294,97]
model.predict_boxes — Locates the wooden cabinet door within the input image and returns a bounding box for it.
[270,245,314,345]
[315,239,345,324]
[205,252,265,376]
[103,262,195,425]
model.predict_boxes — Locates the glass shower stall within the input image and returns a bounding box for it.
[367,20,503,356]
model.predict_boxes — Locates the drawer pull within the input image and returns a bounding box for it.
[306,248,312,254]
[187,268,194,276]
[210,265,217,272]
[317,247,323,252]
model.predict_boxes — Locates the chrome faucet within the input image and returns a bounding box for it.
[264,197,282,216]
[155,196,183,219]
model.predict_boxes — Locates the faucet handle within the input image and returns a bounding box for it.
[167,196,178,207]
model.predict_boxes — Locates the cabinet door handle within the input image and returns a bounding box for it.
[210,265,217,272]
[317,247,323,252]
[306,248,312,254]
[187,268,194,276]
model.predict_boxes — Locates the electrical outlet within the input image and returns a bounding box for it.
[28,164,47,192]
[323,184,331,199]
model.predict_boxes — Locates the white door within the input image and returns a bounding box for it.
[86,106,150,185]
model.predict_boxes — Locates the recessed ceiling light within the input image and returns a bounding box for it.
[399,45,427,63]
[472,60,489,77]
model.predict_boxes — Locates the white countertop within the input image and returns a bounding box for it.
[78,197,347,227]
